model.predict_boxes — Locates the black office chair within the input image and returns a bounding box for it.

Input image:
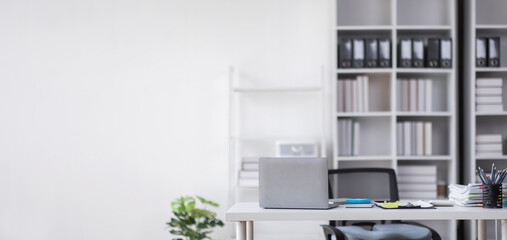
[321,168,441,240]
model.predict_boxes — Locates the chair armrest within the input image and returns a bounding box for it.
[321,224,347,240]
[395,221,442,240]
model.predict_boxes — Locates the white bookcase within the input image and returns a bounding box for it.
[227,66,327,239]
[332,0,457,239]
[464,0,507,239]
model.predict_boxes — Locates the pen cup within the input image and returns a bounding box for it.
[482,184,503,208]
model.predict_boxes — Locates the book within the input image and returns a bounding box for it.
[398,175,437,183]
[239,171,259,179]
[337,80,343,112]
[353,121,360,155]
[397,122,403,156]
[476,143,503,152]
[238,178,258,187]
[399,191,437,200]
[476,96,503,104]
[488,37,500,67]
[242,162,259,171]
[352,79,358,112]
[416,122,424,155]
[357,76,363,112]
[476,78,503,87]
[403,122,411,155]
[398,183,437,191]
[397,79,403,111]
[418,80,425,112]
[476,134,502,143]
[398,165,437,176]
[409,79,417,111]
[476,87,502,95]
[363,75,369,112]
[476,104,503,112]
[345,80,352,112]
[403,80,409,111]
[425,79,432,112]
[424,122,432,155]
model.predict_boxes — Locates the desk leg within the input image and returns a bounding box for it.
[502,220,507,240]
[478,220,486,240]
[236,221,246,240]
[246,221,254,240]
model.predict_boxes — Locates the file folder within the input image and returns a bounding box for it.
[488,37,500,67]
[440,38,452,68]
[399,39,412,68]
[378,38,391,68]
[353,39,365,68]
[426,38,439,68]
[476,37,487,67]
[412,38,424,68]
[339,39,352,68]
[365,39,378,68]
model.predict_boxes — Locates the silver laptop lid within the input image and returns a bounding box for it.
[259,157,328,209]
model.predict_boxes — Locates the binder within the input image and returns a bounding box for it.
[365,39,378,68]
[353,39,365,68]
[399,39,412,68]
[476,37,487,67]
[426,38,439,68]
[339,39,352,68]
[378,38,391,68]
[488,37,500,67]
[440,38,452,68]
[412,38,424,68]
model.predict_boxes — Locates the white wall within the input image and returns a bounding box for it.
[0,0,328,239]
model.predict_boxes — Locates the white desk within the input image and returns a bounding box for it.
[226,202,507,240]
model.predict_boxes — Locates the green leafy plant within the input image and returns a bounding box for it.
[167,196,224,240]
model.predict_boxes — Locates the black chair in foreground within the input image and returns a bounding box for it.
[321,168,441,240]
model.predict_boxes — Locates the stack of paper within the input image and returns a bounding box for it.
[396,121,432,156]
[476,78,503,112]
[338,119,360,156]
[397,78,432,112]
[337,75,369,112]
[476,134,503,156]
[238,157,259,187]
[398,165,437,199]
[448,184,483,207]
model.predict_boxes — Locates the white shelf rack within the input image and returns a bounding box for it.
[465,0,507,239]
[332,0,457,239]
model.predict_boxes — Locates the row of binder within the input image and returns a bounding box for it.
[398,38,452,68]
[338,38,391,68]
[476,37,500,67]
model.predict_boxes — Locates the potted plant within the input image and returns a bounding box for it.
[167,196,224,240]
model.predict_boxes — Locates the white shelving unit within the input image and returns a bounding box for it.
[227,66,327,239]
[465,0,507,239]
[332,0,457,239]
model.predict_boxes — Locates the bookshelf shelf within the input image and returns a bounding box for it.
[475,155,507,160]
[334,0,457,238]
[396,25,452,30]
[396,112,452,117]
[336,112,392,117]
[476,24,507,30]
[475,67,507,72]
[397,156,453,161]
[337,156,393,161]
[475,112,507,116]
[395,69,453,74]
[336,69,392,74]
[336,25,393,31]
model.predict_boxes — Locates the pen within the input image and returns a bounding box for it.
[491,163,495,184]
[477,170,486,184]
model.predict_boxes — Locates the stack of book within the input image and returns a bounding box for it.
[396,121,432,156]
[397,79,433,112]
[338,119,360,156]
[476,78,503,112]
[238,157,259,187]
[448,184,483,207]
[398,165,437,199]
[337,75,369,112]
[476,134,503,156]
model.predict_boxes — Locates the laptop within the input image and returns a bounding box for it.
[259,157,338,209]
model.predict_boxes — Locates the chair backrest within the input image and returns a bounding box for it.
[328,168,399,202]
